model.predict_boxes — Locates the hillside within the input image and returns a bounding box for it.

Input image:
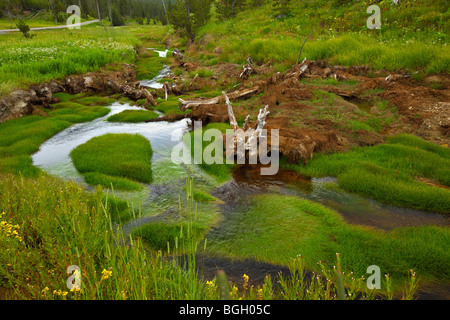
[186,0,449,74]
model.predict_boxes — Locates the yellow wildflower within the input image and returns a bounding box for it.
[243,274,249,291]
[101,269,113,281]
[257,288,264,300]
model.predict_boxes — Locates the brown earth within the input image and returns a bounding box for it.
[161,54,449,164]
[1,46,448,164]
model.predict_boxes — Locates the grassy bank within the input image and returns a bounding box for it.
[194,0,449,74]
[282,134,450,213]
[0,93,113,177]
[70,133,153,189]
[107,109,160,123]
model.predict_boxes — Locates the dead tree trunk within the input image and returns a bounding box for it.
[178,87,259,111]
[222,92,270,162]
[239,57,257,79]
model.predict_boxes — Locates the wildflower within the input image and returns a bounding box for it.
[229,285,239,300]
[257,288,264,300]
[243,274,249,291]
[122,290,128,300]
[41,287,49,294]
[101,269,113,281]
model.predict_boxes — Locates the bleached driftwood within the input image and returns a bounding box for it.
[172,48,184,60]
[142,88,157,106]
[189,74,199,88]
[296,58,309,78]
[239,57,257,79]
[163,82,170,100]
[178,87,259,111]
[222,91,270,162]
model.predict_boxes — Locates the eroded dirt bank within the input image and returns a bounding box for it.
[1,45,449,165]
[161,49,450,164]
[0,64,158,123]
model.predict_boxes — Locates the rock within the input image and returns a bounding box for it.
[0,90,39,123]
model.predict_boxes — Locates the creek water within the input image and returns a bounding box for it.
[31,52,449,299]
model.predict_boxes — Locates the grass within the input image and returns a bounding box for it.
[70,134,153,187]
[0,26,140,96]
[107,110,160,123]
[186,122,235,184]
[83,172,143,191]
[0,93,113,177]
[135,47,167,80]
[282,134,450,213]
[195,0,449,74]
[205,194,450,291]
[1,173,419,300]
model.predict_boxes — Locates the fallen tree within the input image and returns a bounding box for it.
[178,87,260,111]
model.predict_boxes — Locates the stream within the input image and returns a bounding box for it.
[31,50,449,299]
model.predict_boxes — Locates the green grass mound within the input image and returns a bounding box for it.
[84,172,143,191]
[0,90,117,177]
[155,96,191,116]
[282,134,450,213]
[107,110,160,123]
[132,222,207,251]
[70,133,153,189]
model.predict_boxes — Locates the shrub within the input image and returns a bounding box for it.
[15,19,35,39]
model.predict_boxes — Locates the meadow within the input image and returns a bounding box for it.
[204,194,449,289]
[0,24,140,96]
[195,0,449,74]
[0,13,448,300]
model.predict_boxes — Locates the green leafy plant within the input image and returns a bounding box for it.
[15,19,35,39]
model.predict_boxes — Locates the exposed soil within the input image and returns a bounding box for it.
[161,54,449,163]
[1,46,448,163]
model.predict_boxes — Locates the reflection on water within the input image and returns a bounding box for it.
[212,164,449,231]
